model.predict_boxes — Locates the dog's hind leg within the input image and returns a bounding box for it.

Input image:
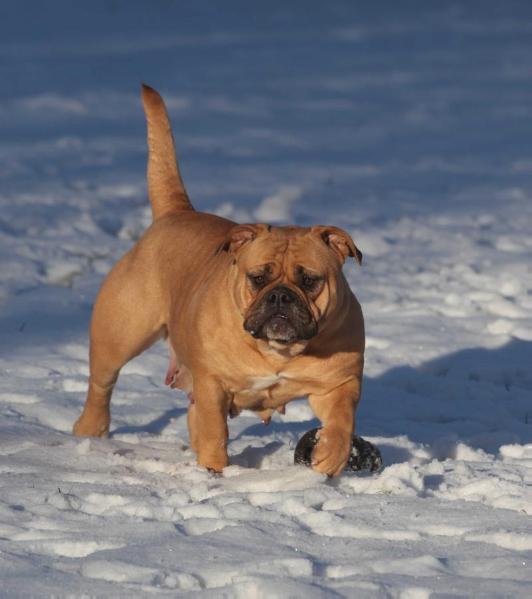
[73,260,164,437]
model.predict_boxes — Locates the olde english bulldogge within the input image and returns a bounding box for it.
[73,85,365,477]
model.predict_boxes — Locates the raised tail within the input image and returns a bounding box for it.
[141,84,194,219]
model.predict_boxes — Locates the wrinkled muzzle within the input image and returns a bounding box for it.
[243,285,318,344]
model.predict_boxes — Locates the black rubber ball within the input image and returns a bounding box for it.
[294,427,383,473]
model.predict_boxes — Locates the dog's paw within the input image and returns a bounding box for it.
[310,427,351,477]
[73,409,110,438]
[197,451,228,474]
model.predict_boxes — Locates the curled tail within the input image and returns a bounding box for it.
[141,84,194,219]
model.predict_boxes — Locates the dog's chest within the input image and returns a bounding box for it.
[249,373,287,391]
[233,371,292,403]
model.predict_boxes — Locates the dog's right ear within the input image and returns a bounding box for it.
[216,224,269,255]
[311,225,363,266]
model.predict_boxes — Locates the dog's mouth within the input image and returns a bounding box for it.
[243,287,318,345]
[261,313,298,344]
[245,313,299,344]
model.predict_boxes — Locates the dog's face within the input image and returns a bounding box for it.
[221,224,362,348]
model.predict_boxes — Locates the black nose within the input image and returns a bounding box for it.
[266,286,296,308]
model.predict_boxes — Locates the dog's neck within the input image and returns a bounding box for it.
[266,339,309,357]
[252,338,309,360]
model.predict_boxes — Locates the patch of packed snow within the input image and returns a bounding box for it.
[1,1,531,596]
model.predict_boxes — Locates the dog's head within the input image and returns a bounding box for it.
[219,224,362,350]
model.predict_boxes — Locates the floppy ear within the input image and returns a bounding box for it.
[217,224,269,255]
[311,226,362,265]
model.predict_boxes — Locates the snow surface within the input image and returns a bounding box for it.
[1,1,531,596]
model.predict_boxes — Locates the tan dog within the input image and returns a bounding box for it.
[73,85,365,477]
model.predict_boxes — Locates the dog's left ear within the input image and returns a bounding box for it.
[311,226,362,265]
[217,224,270,255]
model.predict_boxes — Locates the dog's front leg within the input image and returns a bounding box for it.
[188,376,230,473]
[308,378,361,477]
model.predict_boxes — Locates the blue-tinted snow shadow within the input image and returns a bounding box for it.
[234,338,532,465]
[0,286,93,351]
[231,441,286,469]
[360,338,532,458]
[111,406,187,436]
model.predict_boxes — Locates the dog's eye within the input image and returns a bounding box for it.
[301,275,317,290]
[249,274,266,287]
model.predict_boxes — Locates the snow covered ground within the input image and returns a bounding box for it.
[1,1,531,596]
